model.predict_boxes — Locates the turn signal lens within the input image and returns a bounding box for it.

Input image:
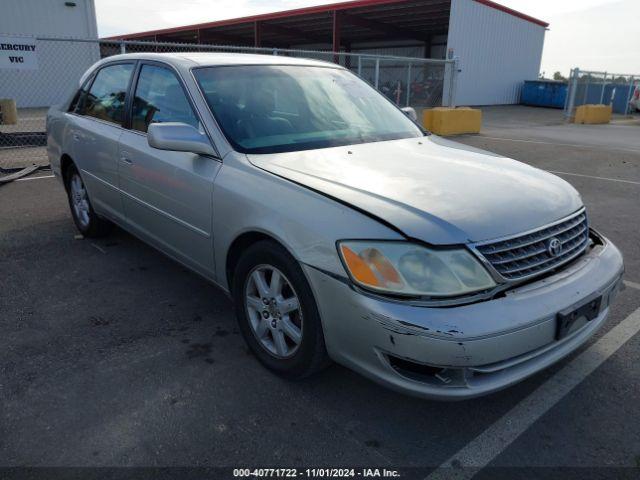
[340,244,405,290]
[340,245,381,287]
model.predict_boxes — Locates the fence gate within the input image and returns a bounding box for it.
[564,67,639,119]
[1,36,456,172]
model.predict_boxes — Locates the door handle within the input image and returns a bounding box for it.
[120,152,133,165]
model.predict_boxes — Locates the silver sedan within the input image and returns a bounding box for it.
[47,53,624,400]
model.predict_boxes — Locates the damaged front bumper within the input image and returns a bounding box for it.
[304,232,624,400]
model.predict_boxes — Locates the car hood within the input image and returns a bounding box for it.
[247,136,583,244]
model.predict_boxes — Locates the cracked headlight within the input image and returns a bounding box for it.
[338,241,496,297]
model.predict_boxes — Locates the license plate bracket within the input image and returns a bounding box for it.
[556,295,602,340]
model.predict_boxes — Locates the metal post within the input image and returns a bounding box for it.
[565,68,579,120]
[254,21,261,48]
[405,63,412,107]
[357,55,362,77]
[120,41,126,54]
[563,68,573,112]
[582,72,589,105]
[273,48,278,56]
[599,72,607,104]
[374,58,380,89]
[448,58,459,108]
[624,76,636,116]
[441,61,451,107]
[332,10,341,64]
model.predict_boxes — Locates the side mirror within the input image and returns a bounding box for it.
[147,122,216,156]
[401,107,418,122]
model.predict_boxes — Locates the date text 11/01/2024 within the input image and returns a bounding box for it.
[233,468,401,477]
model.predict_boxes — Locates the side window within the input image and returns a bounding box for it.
[68,73,97,113]
[131,65,200,133]
[80,63,133,126]
[68,82,88,113]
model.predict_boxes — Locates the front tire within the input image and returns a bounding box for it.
[65,165,112,238]
[232,240,330,379]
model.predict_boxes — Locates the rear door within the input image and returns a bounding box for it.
[117,61,220,277]
[69,62,135,222]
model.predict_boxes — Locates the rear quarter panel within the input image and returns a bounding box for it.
[46,106,73,182]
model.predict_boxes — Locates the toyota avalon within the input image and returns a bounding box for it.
[46,53,624,399]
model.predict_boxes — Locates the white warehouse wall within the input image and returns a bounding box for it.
[0,0,98,38]
[1,0,100,108]
[446,0,546,105]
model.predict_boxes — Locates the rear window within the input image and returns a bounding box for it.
[68,85,86,113]
[79,63,134,126]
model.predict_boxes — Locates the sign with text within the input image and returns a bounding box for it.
[0,36,38,70]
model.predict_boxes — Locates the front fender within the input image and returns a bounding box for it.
[212,152,403,291]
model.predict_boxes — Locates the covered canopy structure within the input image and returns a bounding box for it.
[107,0,546,57]
[107,0,549,106]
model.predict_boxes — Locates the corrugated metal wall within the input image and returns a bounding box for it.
[447,0,545,105]
[0,0,98,38]
[0,0,99,107]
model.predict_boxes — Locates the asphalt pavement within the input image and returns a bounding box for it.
[1,107,639,478]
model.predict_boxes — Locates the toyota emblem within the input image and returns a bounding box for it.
[547,237,563,257]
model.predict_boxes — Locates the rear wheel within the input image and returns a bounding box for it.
[232,240,330,379]
[65,165,112,237]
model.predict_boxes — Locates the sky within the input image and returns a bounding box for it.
[95,0,640,76]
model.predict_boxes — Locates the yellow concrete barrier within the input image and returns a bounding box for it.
[423,107,482,136]
[573,104,612,124]
[0,98,18,125]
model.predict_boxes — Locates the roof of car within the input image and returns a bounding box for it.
[106,52,339,69]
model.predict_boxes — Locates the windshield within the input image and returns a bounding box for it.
[193,65,424,154]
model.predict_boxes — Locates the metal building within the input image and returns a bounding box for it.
[107,0,548,106]
[0,0,99,107]
[1,0,98,38]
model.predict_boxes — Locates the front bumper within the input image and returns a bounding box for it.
[304,234,624,400]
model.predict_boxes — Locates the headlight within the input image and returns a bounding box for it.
[338,241,496,297]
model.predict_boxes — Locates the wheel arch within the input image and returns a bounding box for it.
[225,230,298,294]
[60,153,75,188]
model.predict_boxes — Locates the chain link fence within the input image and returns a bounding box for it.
[101,39,454,108]
[564,68,639,120]
[1,36,455,171]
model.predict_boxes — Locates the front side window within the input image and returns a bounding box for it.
[194,65,423,154]
[80,63,133,125]
[131,64,200,133]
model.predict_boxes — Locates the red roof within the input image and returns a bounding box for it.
[104,0,548,42]
[473,0,548,28]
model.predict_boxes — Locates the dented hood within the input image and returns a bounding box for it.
[247,136,583,244]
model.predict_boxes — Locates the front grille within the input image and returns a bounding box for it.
[474,210,589,281]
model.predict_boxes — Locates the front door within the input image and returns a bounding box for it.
[118,62,220,277]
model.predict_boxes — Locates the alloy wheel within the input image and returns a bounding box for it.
[244,264,303,358]
[70,173,90,228]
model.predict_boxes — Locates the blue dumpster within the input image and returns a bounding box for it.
[520,80,568,109]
